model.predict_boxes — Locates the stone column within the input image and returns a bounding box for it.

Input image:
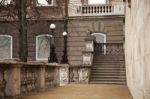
[4,63,22,98]
[37,65,46,91]
[80,34,95,83]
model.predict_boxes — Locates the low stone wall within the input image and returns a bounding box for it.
[0,62,69,99]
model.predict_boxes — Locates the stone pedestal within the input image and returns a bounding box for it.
[37,65,46,91]
[59,64,69,86]
[79,68,90,83]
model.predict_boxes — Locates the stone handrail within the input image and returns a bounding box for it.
[68,4,125,17]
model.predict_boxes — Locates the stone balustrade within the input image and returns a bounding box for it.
[68,4,125,17]
[0,61,69,99]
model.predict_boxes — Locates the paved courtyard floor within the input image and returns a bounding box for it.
[22,84,132,99]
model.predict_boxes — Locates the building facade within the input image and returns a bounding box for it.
[0,0,125,63]
[0,0,128,98]
[0,0,125,83]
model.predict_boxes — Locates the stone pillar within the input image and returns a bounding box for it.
[81,34,95,83]
[37,65,45,91]
[59,64,69,86]
[82,34,94,66]
[4,63,22,98]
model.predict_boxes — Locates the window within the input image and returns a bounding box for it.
[36,0,55,6]
[0,35,12,60]
[92,33,106,54]
[0,0,12,5]
[88,0,106,4]
[36,34,52,60]
[91,33,106,43]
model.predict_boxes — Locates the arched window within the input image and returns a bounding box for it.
[91,33,106,43]
[36,34,52,60]
[88,0,106,4]
[92,33,106,54]
[0,35,13,60]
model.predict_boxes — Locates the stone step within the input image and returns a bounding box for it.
[91,72,126,76]
[91,71,125,74]
[89,81,126,85]
[92,68,125,70]
[91,71,126,74]
[91,75,126,78]
[94,60,124,62]
[92,65,125,68]
[90,78,126,81]
[90,54,126,85]
[93,62,125,65]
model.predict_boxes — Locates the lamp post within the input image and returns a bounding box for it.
[61,31,68,63]
[48,24,58,63]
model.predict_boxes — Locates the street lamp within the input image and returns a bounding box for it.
[61,31,68,63]
[48,24,58,63]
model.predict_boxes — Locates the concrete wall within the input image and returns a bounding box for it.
[68,17,124,65]
[125,0,150,99]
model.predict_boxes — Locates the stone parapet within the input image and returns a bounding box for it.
[0,62,69,99]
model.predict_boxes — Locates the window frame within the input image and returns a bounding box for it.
[91,33,106,43]
[0,35,13,60]
[91,33,106,54]
[36,34,52,61]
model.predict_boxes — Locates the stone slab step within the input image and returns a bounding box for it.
[93,62,124,64]
[89,81,126,85]
[91,74,126,76]
[93,60,124,62]
[91,72,126,74]
[90,75,126,78]
[92,66,125,68]
[90,78,126,82]
[92,68,125,70]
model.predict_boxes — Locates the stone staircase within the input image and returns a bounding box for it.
[90,55,126,85]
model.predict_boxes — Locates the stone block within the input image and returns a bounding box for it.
[79,68,90,83]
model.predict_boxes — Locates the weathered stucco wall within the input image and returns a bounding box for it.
[125,0,150,99]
